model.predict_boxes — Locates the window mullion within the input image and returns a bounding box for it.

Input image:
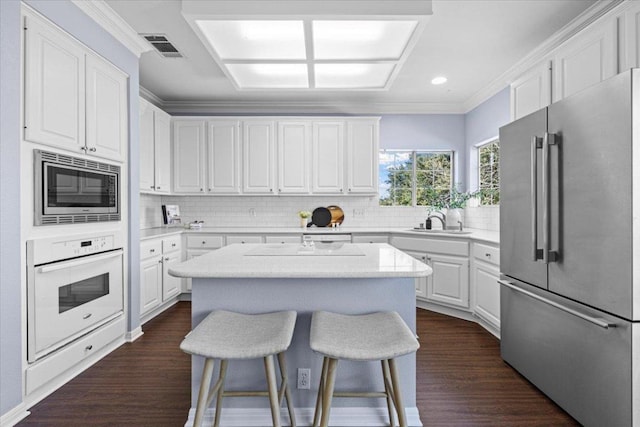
[412,151,417,206]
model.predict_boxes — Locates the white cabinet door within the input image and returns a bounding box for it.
[173,121,206,194]
[139,98,155,192]
[426,253,470,309]
[312,122,344,194]
[621,1,640,71]
[553,19,617,102]
[243,121,275,194]
[140,256,162,315]
[207,120,240,194]
[472,260,501,330]
[153,109,171,193]
[404,250,428,299]
[24,13,85,152]
[85,54,127,162]
[278,121,310,194]
[346,120,378,194]
[510,60,552,120]
[161,252,182,301]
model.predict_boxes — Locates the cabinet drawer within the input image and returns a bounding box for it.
[162,235,182,253]
[186,235,224,249]
[140,239,162,259]
[473,243,500,266]
[351,235,389,244]
[265,235,302,244]
[391,236,469,256]
[26,316,124,394]
[226,235,263,245]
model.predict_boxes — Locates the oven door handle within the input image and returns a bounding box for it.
[39,249,123,273]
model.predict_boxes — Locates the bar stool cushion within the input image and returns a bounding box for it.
[310,311,419,361]
[181,310,297,360]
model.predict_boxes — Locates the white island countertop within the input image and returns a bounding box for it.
[169,242,432,279]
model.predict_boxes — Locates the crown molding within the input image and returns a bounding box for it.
[461,0,625,112]
[70,0,152,58]
[139,86,166,108]
[161,100,466,115]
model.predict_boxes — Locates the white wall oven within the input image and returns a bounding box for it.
[34,150,120,225]
[26,232,124,362]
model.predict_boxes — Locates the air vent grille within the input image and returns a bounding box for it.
[36,150,120,174]
[38,213,120,225]
[142,34,183,58]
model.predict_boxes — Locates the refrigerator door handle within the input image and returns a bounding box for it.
[531,136,543,261]
[542,132,558,263]
[499,280,617,329]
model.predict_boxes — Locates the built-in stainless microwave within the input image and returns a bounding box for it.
[34,150,120,225]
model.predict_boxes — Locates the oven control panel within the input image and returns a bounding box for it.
[53,236,114,258]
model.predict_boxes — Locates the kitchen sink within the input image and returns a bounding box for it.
[408,229,473,235]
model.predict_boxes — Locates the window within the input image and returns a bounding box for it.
[379,150,453,206]
[478,140,499,205]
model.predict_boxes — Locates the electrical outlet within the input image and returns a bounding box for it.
[352,208,365,218]
[249,208,256,217]
[297,368,311,389]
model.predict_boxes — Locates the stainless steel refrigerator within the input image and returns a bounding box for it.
[499,68,639,427]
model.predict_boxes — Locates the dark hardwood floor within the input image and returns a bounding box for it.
[18,302,578,426]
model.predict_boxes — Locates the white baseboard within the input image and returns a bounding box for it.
[183,406,422,427]
[125,326,144,342]
[0,404,30,427]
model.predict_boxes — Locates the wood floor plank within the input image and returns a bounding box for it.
[18,302,578,426]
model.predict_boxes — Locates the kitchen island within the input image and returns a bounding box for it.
[169,242,431,427]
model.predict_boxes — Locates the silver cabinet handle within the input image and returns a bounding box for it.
[531,136,542,261]
[485,253,491,258]
[88,147,97,152]
[83,313,92,320]
[165,257,170,261]
[499,280,616,329]
[156,186,161,190]
[542,132,558,263]
[80,146,87,152]
[85,345,93,351]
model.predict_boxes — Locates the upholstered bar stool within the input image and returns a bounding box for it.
[310,311,419,427]
[180,310,297,427]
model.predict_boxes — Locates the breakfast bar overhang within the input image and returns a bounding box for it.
[169,242,432,427]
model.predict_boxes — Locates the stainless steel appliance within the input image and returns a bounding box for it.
[26,232,124,362]
[499,69,639,426]
[34,149,120,225]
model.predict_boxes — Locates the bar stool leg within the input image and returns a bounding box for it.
[312,357,329,427]
[388,358,407,427]
[320,358,339,427]
[381,360,396,427]
[277,352,296,427]
[264,354,282,427]
[213,359,228,427]
[193,358,215,427]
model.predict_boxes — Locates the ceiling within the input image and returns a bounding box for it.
[105,0,597,113]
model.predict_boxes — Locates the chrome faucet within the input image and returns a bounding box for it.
[427,212,446,230]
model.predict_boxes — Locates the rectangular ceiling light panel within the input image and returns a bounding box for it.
[312,20,418,60]
[315,63,396,89]
[226,63,309,88]
[195,20,306,60]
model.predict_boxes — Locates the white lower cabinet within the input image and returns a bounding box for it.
[351,234,389,244]
[403,250,428,299]
[426,253,470,309]
[471,242,501,333]
[265,235,302,244]
[140,235,183,320]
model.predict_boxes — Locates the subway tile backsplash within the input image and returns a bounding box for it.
[139,194,499,231]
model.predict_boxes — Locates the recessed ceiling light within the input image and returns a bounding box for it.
[431,76,448,85]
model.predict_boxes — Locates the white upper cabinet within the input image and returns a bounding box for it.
[552,18,617,102]
[207,120,241,194]
[346,119,379,194]
[140,98,171,194]
[153,109,172,193]
[621,0,640,71]
[510,61,552,120]
[24,12,85,152]
[139,98,155,192]
[173,120,206,194]
[312,121,345,194]
[23,11,128,162]
[243,121,276,194]
[277,121,310,194]
[85,54,128,161]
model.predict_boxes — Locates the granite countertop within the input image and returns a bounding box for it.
[140,225,500,245]
[169,243,432,279]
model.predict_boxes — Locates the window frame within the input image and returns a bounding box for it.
[476,138,500,205]
[379,149,455,207]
